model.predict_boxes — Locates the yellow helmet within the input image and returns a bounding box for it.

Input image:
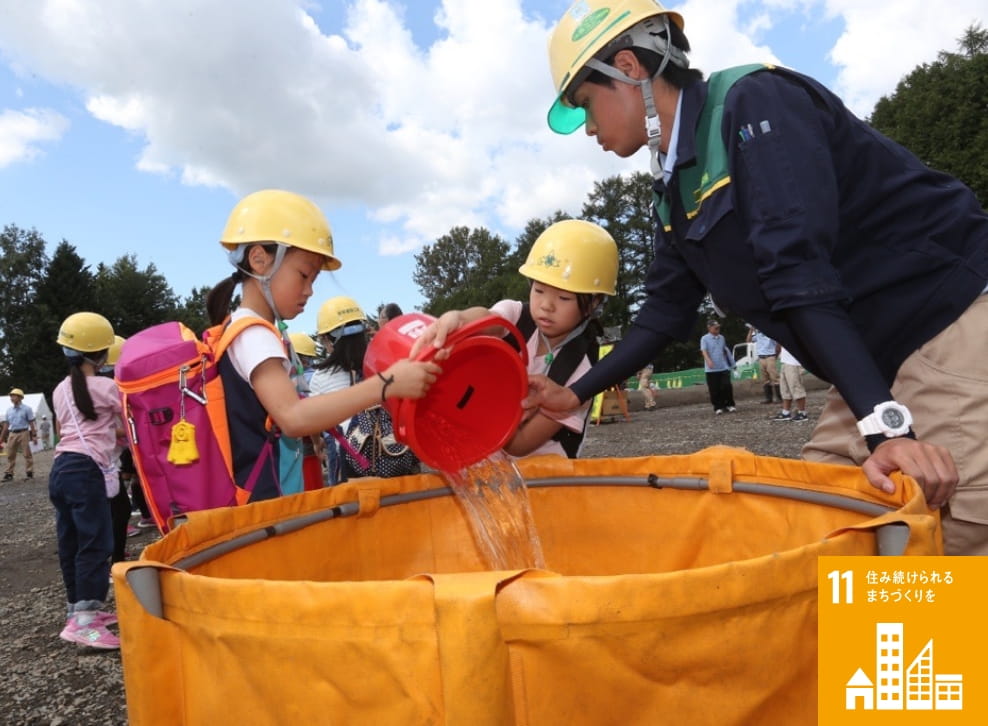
[316,296,367,336]
[518,219,618,295]
[56,312,116,353]
[288,331,318,358]
[9,388,24,398]
[220,189,341,271]
[106,335,127,366]
[547,0,685,134]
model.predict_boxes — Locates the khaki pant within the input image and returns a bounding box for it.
[5,430,34,477]
[758,355,780,384]
[779,364,805,401]
[802,294,988,556]
[637,370,656,408]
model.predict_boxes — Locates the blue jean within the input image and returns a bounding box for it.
[48,452,112,605]
[323,428,346,486]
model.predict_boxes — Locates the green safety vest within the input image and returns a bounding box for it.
[655,63,770,231]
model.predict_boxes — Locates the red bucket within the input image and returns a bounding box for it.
[364,313,528,472]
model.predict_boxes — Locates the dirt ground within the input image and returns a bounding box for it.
[0,379,829,725]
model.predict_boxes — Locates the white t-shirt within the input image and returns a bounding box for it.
[309,366,355,431]
[490,299,592,458]
[226,307,291,387]
[779,347,802,367]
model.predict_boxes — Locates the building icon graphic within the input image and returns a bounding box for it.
[845,622,963,711]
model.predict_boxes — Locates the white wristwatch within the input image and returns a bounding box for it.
[856,401,913,438]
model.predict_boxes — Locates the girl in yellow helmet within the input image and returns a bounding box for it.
[412,219,618,458]
[49,312,121,650]
[309,296,370,485]
[204,190,440,500]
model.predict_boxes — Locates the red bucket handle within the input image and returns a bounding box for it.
[414,313,528,366]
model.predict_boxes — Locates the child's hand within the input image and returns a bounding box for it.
[408,310,465,358]
[381,360,442,400]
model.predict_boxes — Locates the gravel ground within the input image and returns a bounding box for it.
[0,379,829,725]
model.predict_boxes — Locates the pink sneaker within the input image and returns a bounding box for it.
[59,613,120,649]
[91,610,119,627]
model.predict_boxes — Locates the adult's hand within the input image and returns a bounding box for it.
[523,374,580,415]
[861,437,958,510]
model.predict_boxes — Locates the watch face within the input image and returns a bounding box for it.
[881,407,905,429]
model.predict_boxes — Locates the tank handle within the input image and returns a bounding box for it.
[875,522,911,556]
[123,564,170,619]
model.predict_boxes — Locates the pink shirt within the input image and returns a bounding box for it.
[53,375,121,471]
[490,299,592,458]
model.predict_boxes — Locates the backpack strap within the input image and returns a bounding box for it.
[202,315,284,498]
[507,304,537,348]
[546,326,597,458]
[504,304,598,458]
[328,427,370,470]
[205,315,282,361]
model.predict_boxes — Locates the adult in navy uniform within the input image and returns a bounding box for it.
[533,0,988,555]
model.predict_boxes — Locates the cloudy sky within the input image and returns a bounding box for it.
[0,0,982,335]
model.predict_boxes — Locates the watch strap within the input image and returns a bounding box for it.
[856,414,884,437]
[864,429,916,453]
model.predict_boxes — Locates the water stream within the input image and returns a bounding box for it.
[443,450,546,571]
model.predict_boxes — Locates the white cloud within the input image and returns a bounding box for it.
[87,94,149,132]
[0,0,602,247]
[0,107,68,166]
[378,233,423,256]
[672,0,984,116]
[821,0,985,115]
[673,0,785,72]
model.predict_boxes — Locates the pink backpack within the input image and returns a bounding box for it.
[115,317,279,532]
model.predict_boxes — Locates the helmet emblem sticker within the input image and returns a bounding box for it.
[537,252,562,269]
[571,7,610,41]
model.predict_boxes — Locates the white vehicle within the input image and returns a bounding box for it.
[731,342,758,380]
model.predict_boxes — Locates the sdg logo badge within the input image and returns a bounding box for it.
[818,556,986,724]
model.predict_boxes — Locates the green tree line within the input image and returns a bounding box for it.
[0,227,210,399]
[869,23,987,207]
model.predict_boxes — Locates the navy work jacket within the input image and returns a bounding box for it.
[574,67,988,418]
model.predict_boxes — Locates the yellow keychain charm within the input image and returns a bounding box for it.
[167,419,199,464]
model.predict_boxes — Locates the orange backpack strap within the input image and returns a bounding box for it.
[205,315,282,361]
[201,315,283,486]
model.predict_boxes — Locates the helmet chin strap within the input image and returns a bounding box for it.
[83,352,108,368]
[538,318,590,371]
[228,243,291,338]
[584,15,678,179]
